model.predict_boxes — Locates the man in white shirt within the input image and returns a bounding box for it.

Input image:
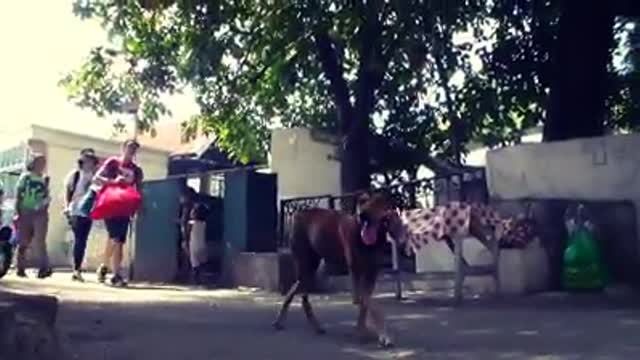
[63,148,98,282]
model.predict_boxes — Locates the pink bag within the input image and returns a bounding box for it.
[90,185,142,220]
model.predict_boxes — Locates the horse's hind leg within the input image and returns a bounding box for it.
[300,255,326,334]
[272,280,300,331]
[301,294,326,334]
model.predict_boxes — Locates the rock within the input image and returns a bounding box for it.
[0,302,17,358]
[4,312,66,360]
[0,291,67,360]
[0,302,15,332]
[0,290,58,327]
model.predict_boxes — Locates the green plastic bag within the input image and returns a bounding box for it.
[562,226,607,291]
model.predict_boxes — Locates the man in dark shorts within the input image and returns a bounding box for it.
[94,139,143,287]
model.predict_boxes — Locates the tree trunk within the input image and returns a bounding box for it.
[341,112,371,195]
[407,167,418,208]
[542,1,614,289]
[314,1,388,197]
[314,31,371,196]
[543,0,615,141]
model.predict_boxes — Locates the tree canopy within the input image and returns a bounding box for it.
[61,0,640,192]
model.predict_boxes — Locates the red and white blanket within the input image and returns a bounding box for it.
[399,202,534,251]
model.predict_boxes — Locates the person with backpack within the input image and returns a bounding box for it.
[14,153,52,278]
[63,148,99,282]
[0,184,4,223]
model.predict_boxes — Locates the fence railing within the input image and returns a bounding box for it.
[277,168,487,249]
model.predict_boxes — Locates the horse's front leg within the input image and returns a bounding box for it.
[350,270,366,330]
[361,291,393,348]
[352,272,374,342]
[355,269,393,347]
[351,271,361,305]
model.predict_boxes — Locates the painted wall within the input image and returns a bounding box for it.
[1,125,169,269]
[270,128,342,201]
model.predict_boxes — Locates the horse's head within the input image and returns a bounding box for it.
[500,213,537,248]
[356,193,407,247]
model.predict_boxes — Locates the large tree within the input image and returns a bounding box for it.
[62,0,640,194]
[61,0,495,193]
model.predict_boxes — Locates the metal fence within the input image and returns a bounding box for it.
[277,168,488,249]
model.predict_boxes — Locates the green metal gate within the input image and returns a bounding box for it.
[132,178,181,283]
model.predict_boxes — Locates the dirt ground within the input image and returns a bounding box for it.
[2,272,640,360]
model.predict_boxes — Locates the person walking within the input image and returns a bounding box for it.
[63,148,99,282]
[188,202,209,284]
[14,153,52,278]
[94,139,143,287]
[0,183,4,223]
[176,186,196,281]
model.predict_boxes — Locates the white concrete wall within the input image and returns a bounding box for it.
[486,133,640,258]
[486,134,640,201]
[270,128,342,200]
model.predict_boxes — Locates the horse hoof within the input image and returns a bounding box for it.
[272,321,284,331]
[378,335,394,348]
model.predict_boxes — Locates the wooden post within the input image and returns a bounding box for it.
[388,237,403,300]
[453,236,464,305]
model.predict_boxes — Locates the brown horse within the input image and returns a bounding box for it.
[272,193,406,347]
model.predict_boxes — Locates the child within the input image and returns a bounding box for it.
[14,153,52,278]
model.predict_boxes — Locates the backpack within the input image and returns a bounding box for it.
[66,170,81,204]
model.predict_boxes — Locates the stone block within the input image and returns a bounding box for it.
[0,290,59,327]
[0,302,17,357]
[498,239,550,295]
[231,252,295,293]
[0,297,66,360]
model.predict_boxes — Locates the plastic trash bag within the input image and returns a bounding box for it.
[562,206,607,291]
[90,185,142,220]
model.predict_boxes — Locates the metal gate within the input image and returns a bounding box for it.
[132,177,182,283]
[278,169,488,248]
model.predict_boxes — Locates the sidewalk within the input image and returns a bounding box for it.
[2,273,640,360]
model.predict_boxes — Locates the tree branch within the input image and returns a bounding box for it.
[352,0,387,131]
[432,20,464,165]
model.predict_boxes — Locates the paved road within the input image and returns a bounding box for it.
[2,272,640,360]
